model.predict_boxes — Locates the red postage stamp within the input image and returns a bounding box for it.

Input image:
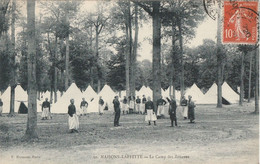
[223,1,258,44]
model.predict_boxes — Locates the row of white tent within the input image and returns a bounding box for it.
[120,82,239,105]
[0,82,240,114]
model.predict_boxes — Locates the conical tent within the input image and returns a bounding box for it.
[1,86,11,113]
[15,85,28,102]
[162,87,170,98]
[185,84,205,104]
[136,86,146,97]
[98,85,117,111]
[222,82,239,104]
[87,94,100,113]
[0,86,10,100]
[83,85,98,102]
[199,83,218,104]
[52,83,83,113]
[136,86,152,99]
[1,85,28,113]
[42,90,50,100]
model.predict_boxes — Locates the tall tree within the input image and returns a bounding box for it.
[25,0,38,139]
[64,0,69,90]
[239,51,245,106]
[247,51,253,102]
[176,0,184,98]
[129,3,139,97]
[8,0,16,117]
[136,1,162,113]
[170,25,177,99]
[254,46,259,114]
[238,45,256,106]
[216,1,223,108]
[128,1,135,97]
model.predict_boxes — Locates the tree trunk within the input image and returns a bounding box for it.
[59,39,64,92]
[177,17,184,99]
[128,1,134,97]
[239,52,245,106]
[125,8,130,98]
[9,0,16,117]
[152,1,161,114]
[89,25,94,88]
[54,36,58,103]
[25,0,38,139]
[95,25,101,93]
[65,4,69,90]
[216,2,222,108]
[90,68,94,88]
[254,46,259,114]
[130,3,138,97]
[171,23,176,99]
[248,51,252,103]
[61,70,64,95]
[50,87,53,104]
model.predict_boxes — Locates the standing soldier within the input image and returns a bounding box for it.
[136,96,141,114]
[188,95,196,123]
[141,95,147,115]
[145,96,157,125]
[122,96,128,114]
[167,96,178,127]
[129,96,135,114]
[0,99,3,116]
[156,96,167,117]
[98,96,105,115]
[113,96,121,127]
[41,98,50,120]
[80,98,88,116]
[180,96,188,119]
[68,99,79,133]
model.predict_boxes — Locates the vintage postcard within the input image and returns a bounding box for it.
[0,0,259,164]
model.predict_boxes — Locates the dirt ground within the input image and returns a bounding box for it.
[0,103,258,164]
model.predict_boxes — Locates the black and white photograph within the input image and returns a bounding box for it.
[0,0,259,163]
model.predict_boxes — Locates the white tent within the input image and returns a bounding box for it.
[52,83,83,113]
[98,85,117,111]
[222,82,239,104]
[1,86,11,113]
[185,84,205,104]
[86,94,100,113]
[136,86,146,97]
[136,86,153,99]
[42,90,50,100]
[199,83,218,104]
[0,86,10,100]
[83,85,98,102]
[199,82,239,105]
[1,85,28,113]
[162,86,181,102]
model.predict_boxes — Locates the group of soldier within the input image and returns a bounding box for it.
[111,94,196,128]
[0,93,196,133]
[39,94,197,133]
